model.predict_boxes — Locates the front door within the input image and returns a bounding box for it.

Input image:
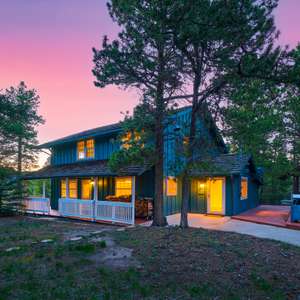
[207,178,225,215]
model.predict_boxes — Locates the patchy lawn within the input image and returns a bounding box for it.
[0,216,300,300]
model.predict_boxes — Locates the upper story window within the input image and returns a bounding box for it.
[121,131,142,149]
[77,139,95,160]
[241,177,248,200]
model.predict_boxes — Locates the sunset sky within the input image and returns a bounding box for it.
[0,1,300,166]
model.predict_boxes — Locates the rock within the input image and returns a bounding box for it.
[41,239,53,243]
[69,236,82,241]
[92,230,105,235]
[5,247,20,252]
[116,228,125,232]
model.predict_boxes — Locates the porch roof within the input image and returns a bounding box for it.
[22,160,150,180]
[190,153,261,180]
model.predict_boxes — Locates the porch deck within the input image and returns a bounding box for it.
[232,205,300,230]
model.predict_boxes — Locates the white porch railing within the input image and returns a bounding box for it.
[59,198,94,219]
[58,198,134,224]
[95,201,134,224]
[24,197,50,214]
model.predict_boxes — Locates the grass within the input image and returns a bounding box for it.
[0,216,300,299]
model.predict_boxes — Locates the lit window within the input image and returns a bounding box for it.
[77,141,85,159]
[121,132,132,150]
[86,139,94,158]
[115,177,132,197]
[183,136,189,146]
[69,179,78,199]
[166,177,177,197]
[121,131,142,149]
[61,179,66,198]
[241,177,248,200]
[77,139,95,160]
[81,179,92,200]
[61,179,78,198]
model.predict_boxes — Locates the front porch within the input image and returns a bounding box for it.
[24,175,153,225]
[57,176,136,224]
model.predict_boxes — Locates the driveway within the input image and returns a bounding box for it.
[166,213,300,247]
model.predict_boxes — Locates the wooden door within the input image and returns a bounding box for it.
[207,178,225,215]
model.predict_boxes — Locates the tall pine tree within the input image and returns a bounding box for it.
[92,0,183,226]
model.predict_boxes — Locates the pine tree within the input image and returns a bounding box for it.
[0,82,44,213]
[92,0,183,226]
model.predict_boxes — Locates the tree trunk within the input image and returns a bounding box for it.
[152,115,167,226]
[152,45,167,227]
[180,171,189,227]
[180,75,200,228]
[17,136,22,201]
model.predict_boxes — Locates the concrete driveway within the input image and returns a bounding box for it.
[166,213,300,247]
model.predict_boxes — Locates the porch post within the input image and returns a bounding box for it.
[93,177,98,221]
[66,177,69,198]
[131,176,136,225]
[93,177,98,200]
[42,180,46,198]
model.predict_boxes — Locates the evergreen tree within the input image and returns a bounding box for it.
[166,0,296,226]
[93,0,183,226]
[0,82,44,213]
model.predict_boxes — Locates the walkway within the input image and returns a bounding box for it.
[165,213,300,247]
[231,205,289,228]
[232,205,300,230]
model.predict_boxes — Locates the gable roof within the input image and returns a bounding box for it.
[38,106,227,151]
[190,153,259,178]
[39,123,122,148]
[22,160,150,180]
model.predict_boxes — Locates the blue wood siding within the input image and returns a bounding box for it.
[163,177,182,216]
[164,107,224,177]
[51,135,120,165]
[190,179,207,213]
[229,172,260,216]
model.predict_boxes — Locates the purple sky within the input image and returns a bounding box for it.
[0,1,299,166]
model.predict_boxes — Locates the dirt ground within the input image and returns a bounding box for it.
[1,216,300,300]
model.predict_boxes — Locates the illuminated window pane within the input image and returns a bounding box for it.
[77,141,85,159]
[69,179,78,198]
[121,132,132,149]
[81,179,92,200]
[115,177,132,197]
[86,139,95,158]
[61,179,66,198]
[166,177,177,196]
[121,131,143,149]
[241,177,248,200]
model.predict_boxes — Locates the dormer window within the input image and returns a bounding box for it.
[77,139,95,160]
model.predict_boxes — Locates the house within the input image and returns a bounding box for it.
[23,106,262,224]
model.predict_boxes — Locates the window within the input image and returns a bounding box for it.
[81,179,92,200]
[86,139,94,158]
[241,177,248,200]
[77,139,95,160]
[121,131,142,149]
[166,177,177,197]
[61,179,66,198]
[69,179,78,199]
[60,179,78,198]
[115,177,132,197]
[77,141,85,159]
